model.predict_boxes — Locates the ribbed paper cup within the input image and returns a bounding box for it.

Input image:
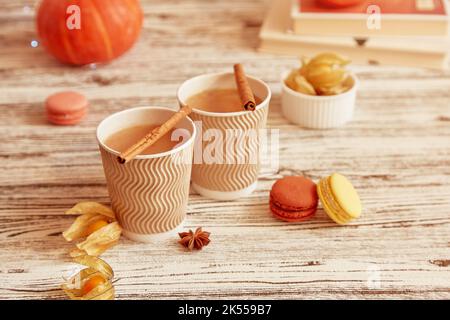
[281,71,358,129]
[96,107,196,243]
[177,72,271,201]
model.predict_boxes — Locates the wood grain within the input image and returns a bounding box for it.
[0,0,449,300]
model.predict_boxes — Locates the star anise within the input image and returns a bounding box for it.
[178,227,211,251]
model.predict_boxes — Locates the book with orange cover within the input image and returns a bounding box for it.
[259,0,449,69]
[291,0,450,36]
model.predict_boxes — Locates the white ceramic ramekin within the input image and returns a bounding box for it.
[281,71,358,129]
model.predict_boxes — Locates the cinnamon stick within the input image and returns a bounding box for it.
[117,105,192,164]
[233,64,256,111]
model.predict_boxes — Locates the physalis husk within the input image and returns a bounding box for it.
[62,255,115,300]
[285,52,353,96]
[63,202,122,257]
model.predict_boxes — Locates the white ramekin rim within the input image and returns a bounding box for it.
[281,70,359,101]
[177,72,272,118]
[96,106,197,160]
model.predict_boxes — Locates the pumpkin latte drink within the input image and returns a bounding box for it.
[178,70,271,201]
[97,107,196,243]
[105,125,179,155]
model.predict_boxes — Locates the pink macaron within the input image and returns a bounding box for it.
[45,91,88,125]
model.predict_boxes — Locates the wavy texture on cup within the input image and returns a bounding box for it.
[189,107,269,192]
[178,72,271,200]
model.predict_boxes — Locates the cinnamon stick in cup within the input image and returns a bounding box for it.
[233,64,256,111]
[117,105,192,164]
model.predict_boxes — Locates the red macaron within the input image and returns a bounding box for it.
[45,91,88,125]
[269,176,318,222]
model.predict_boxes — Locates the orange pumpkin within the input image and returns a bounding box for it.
[37,0,143,65]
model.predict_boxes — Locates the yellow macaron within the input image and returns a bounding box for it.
[317,173,362,225]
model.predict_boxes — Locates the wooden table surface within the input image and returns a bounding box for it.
[0,0,449,300]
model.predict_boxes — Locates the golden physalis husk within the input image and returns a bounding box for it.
[65,201,115,218]
[285,70,317,96]
[63,202,122,257]
[62,255,115,300]
[285,52,353,96]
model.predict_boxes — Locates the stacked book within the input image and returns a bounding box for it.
[259,0,450,69]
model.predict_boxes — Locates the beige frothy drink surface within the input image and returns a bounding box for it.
[187,88,262,113]
[105,125,179,155]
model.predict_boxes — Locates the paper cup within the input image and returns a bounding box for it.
[177,72,271,201]
[281,71,358,129]
[96,107,196,243]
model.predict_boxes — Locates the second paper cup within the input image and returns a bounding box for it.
[177,72,271,201]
